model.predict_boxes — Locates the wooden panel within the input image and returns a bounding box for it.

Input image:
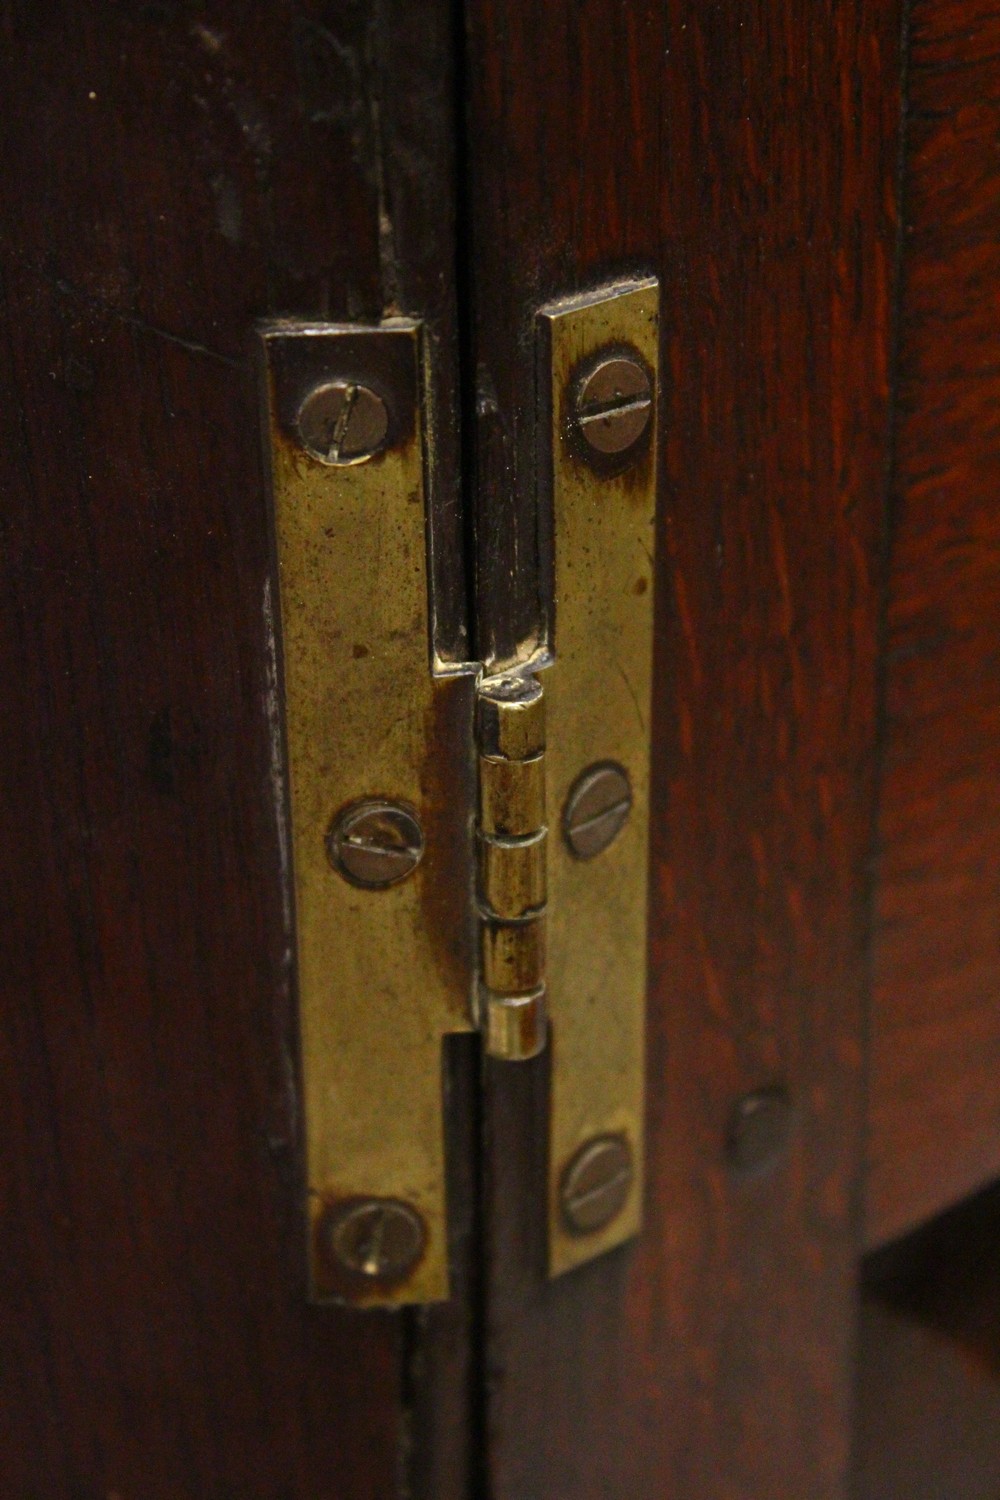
[867,0,1000,1249]
[463,1,902,1496]
[0,3,472,1495]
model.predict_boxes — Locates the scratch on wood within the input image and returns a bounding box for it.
[365,20,402,317]
[51,270,239,366]
[372,94,402,317]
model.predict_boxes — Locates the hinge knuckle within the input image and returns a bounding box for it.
[476,673,548,1060]
[479,753,546,838]
[479,915,546,993]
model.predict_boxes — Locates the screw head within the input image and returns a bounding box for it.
[323,1198,426,1282]
[573,353,652,459]
[726,1086,794,1178]
[326,799,424,889]
[563,762,632,859]
[297,380,390,465]
[560,1134,634,1235]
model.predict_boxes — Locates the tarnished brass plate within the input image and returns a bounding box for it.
[259,322,474,1306]
[538,280,658,1276]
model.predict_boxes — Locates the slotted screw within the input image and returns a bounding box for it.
[560,1134,634,1235]
[323,1199,426,1282]
[562,762,632,860]
[297,379,389,465]
[573,353,652,460]
[326,799,424,889]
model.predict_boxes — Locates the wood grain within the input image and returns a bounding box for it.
[867,0,1000,1249]
[0,3,471,1495]
[462,1,902,1495]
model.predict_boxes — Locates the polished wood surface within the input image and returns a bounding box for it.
[0,4,472,1495]
[867,0,1000,1250]
[462,2,903,1496]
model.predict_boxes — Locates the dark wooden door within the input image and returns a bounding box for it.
[462,4,901,1497]
[459,2,1000,1497]
[5,4,1000,1499]
[0,5,476,1496]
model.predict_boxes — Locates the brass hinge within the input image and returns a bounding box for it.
[259,279,658,1306]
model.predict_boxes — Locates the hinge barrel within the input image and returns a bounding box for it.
[476,673,548,1060]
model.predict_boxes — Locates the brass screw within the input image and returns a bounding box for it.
[573,353,652,460]
[562,762,632,859]
[326,799,424,889]
[297,379,389,465]
[323,1199,426,1281]
[560,1134,634,1235]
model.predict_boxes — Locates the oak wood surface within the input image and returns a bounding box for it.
[0,4,471,1496]
[867,0,1000,1250]
[461,2,903,1496]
